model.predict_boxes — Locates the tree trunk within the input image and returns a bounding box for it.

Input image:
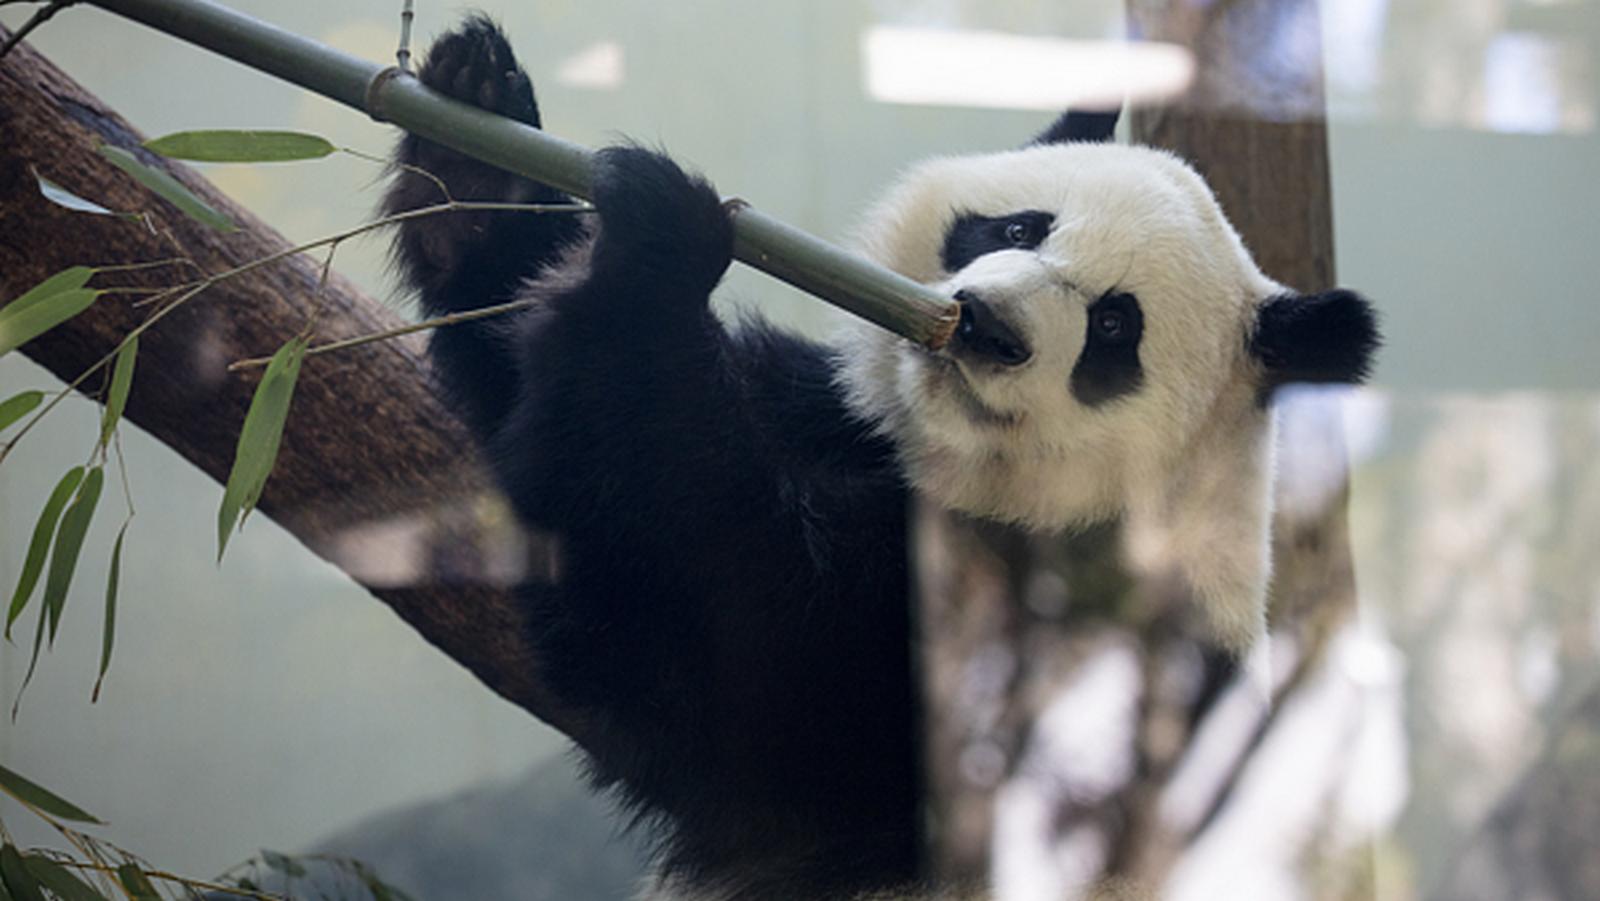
[0,29,588,744]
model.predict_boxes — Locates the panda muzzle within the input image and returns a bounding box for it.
[954,291,1032,367]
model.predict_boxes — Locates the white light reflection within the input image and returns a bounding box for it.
[861,26,1193,111]
[1483,32,1592,133]
[993,643,1140,901]
[1323,0,1596,133]
[1163,625,1408,901]
[555,41,625,91]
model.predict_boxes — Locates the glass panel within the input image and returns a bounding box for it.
[1,1,1594,898]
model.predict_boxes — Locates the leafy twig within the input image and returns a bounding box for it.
[60,858,290,900]
[0,198,588,464]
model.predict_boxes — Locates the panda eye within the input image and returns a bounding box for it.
[1093,309,1128,341]
[942,211,1053,271]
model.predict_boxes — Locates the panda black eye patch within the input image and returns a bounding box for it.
[941,211,1055,272]
[1071,292,1145,407]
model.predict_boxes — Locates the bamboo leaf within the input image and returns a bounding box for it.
[0,392,44,434]
[21,857,107,901]
[145,129,337,163]
[43,466,105,645]
[0,846,44,901]
[114,864,159,900]
[217,338,306,561]
[14,607,49,719]
[6,467,85,639]
[34,172,119,217]
[0,289,99,359]
[98,338,138,449]
[98,145,236,233]
[93,523,129,704]
[1,267,94,317]
[0,766,103,823]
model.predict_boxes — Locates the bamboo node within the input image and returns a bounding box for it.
[364,65,409,124]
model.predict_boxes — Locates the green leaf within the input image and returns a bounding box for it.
[43,466,105,644]
[0,289,99,359]
[0,391,43,434]
[7,467,85,639]
[217,337,307,561]
[0,846,44,901]
[97,145,235,233]
[145,129,337,163]
[21,856,107,901]
[93,523,129,704]
[34,172,119,217]
[98,338,138,449]
[113,864,159,900]
[14,605,49,719]
[0,767,102,823]
[259,850,307,879]
[1,267,94,317]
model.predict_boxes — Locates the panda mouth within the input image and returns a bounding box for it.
[925,352,1021,427]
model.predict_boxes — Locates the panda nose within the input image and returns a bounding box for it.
[954,291,1032,367]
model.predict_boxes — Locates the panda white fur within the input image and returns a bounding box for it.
[837,139,1370,650]
[384,18,1379,901]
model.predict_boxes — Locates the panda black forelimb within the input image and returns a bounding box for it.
[385,16,583,440]
[385,18,923,897]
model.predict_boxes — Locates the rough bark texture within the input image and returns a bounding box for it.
[0,30,587,742]
[919,0,1359,889]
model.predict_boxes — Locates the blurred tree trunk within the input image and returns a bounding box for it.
[1434,686,1600,901]
[918,0,1365,893]
[0,29,588,743]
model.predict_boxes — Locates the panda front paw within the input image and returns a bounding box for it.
[390,17,543,206]
[589,146,735,299]
[417,15,540,127]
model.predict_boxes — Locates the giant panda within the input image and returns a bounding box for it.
[383,18,1380,901]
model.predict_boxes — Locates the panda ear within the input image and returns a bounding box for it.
[1031,107,1120,146]
[1250,289,1382,392]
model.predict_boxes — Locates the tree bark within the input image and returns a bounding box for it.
[0,29,588,743]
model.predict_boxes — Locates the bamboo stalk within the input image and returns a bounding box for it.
[83,0,962,348]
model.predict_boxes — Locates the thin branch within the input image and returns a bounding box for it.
[341,145,454,203]
[0,0,73,60]
[229,295,539,371]
[93,256,198,276]
[396,0,414,72]
[60,859,288,901]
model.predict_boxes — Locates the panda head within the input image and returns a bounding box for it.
[834,111,1380,649]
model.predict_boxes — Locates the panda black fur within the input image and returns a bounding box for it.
[384,19,1379,901]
